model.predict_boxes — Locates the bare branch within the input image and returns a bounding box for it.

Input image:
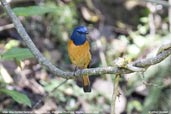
[111,74,120,114]
[1,0,171,79]
[0,23,14,31]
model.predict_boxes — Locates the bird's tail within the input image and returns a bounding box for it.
[82,75,91,92]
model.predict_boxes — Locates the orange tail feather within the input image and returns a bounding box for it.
[82,75,91,92]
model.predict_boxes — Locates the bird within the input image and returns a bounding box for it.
[68,26,91,92]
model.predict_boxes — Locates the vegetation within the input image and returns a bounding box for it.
[0,0,171,114]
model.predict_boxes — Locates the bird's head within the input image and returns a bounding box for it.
[71,26,88,45]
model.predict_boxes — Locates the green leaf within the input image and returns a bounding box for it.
[1,47,34,61]
[13,5,56,16]
[127,100,142,113]
[5,40,20,50]
[0,88,31,107]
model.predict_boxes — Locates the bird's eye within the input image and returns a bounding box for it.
[77,31,84,34]
[77,31,88,34]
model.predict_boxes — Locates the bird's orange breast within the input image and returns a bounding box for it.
[68,39,91,68]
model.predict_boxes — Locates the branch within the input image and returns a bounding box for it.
[111,74,120,114]
[1,0,171,79]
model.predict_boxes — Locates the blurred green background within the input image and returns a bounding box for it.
[0,0,171,114]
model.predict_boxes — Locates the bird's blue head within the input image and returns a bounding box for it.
[71,26,88,45]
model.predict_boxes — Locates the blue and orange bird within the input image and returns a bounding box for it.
[68,26,91,92]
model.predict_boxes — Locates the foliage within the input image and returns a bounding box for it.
[0,0,171,113]
[13,6,57,16]
[0,89,31,107]
[45,2,78,42]
[1,47,34,61]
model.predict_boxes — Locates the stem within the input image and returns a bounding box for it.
[111,74,120,114]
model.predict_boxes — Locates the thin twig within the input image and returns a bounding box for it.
[0,23,14,31]
[0,0,171,79]
[111,74,120,114]
[147,3,156,36]
[50,79,68,94]
[32,79,68,109]
[96,39,111,80]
